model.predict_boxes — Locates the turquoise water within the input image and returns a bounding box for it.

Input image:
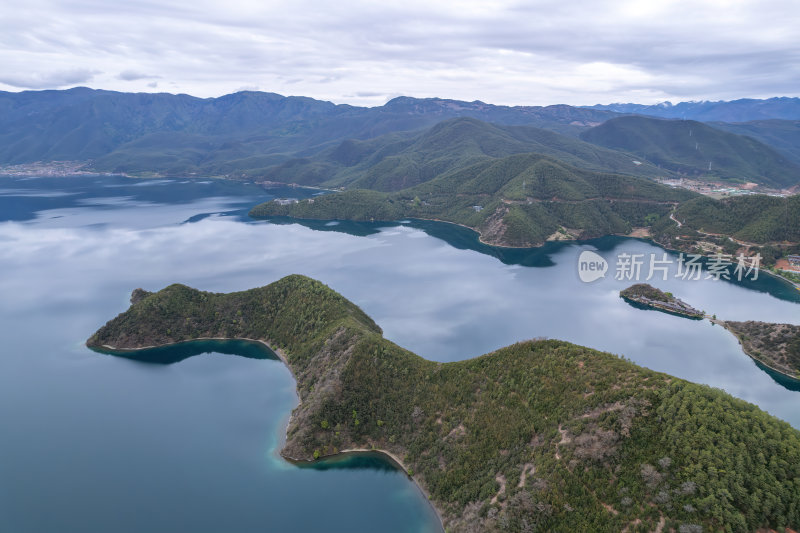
[1,176,798,532]
[0,177,440,533]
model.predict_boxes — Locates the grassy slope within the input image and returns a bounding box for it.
[251,153,695,247]
[580,116,800,187]
[88,275,800,532]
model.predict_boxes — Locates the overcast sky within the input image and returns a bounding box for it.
[1,0,798,107]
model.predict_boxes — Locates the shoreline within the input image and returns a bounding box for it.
[0,171,130,179]
[764,267,800,289]
[255,213,800,288]
[0,172,340,196]
[409,216,540,249]
[91,335,446,530]
[712,320,800,383]
[280,447,444,531]
[407,217,800,290]
[99,336,289,365]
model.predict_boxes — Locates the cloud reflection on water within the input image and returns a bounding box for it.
[0,213,798,429]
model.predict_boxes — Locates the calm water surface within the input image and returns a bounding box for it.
[1,176,798,532]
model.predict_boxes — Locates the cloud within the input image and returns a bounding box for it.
[117,70,160,81]
[0,68,96,89]
[0,0,798,105]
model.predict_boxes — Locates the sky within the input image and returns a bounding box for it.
[0,0,798,107]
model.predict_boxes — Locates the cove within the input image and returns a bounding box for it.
[90,338,445,531]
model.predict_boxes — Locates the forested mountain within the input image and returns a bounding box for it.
[580,116,800,187]
[88,275,800,532]
[669,194,800,243]
[711,119,800,167]
[264,117,665,191]
[0,88,616,176]
[587,97,800,122]
[251,153,695,246]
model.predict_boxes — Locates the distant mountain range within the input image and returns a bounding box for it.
[2,88,800,188]
[587,97,800,123]
[0,87,614,172]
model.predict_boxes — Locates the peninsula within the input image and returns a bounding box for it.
[249,153,693,248]
[722,321,800,380]
[88,275,800,532]
[620,284,704,319]
[248,153,798,265]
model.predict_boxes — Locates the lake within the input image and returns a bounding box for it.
[1,176,798,532]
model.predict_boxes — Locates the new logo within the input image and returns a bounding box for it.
[578,250,608,283]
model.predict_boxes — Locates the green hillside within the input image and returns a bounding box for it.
[712,120,800,167]
[264,117,666,191]
[88,275,800,532]
[580,116,800,187]
[251,153,695,246]
[668,194,800,243]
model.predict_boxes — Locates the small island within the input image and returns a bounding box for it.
[620,283,703,319]
[722,321,800,381]
[88,275,800,532]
